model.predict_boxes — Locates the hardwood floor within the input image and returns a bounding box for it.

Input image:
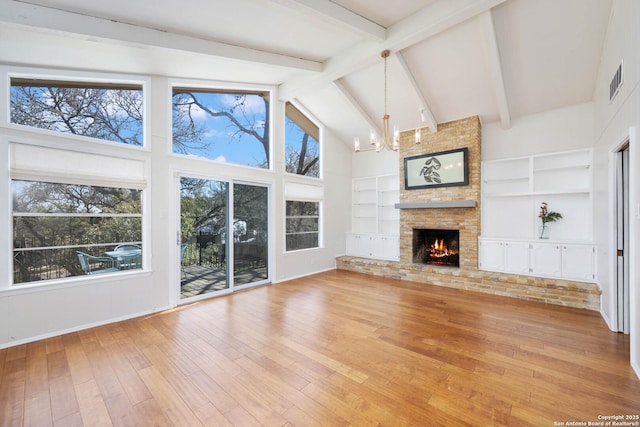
[1,270,638,426]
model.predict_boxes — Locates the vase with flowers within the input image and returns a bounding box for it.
[538,202,562,239]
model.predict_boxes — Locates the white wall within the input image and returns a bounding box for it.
[482,103,594,161]
[0,45,351,348]
[592,0,640,377]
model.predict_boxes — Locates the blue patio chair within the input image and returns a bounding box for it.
[76,251,119,275]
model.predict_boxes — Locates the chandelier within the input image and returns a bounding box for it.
[354,49,400,152]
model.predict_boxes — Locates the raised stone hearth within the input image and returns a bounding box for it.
[337,116,600,311]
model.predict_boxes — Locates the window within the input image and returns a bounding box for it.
[285,102,319,177]
[10,78,143,146]
[172,88,270,168]
[285,201,319,251]
[12,180,142,284]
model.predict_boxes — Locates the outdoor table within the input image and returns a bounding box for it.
[104,249,142,270]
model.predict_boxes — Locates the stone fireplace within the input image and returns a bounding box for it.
[336,115,600,311]
[398,116,480,270]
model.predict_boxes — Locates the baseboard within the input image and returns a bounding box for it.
[0,304,172,350]
[273,266,336,284]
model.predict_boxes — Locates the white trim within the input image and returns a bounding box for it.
[272,266,335,284]
[607,136,630,332]
[2,65,151,151]
[0,303,170,350]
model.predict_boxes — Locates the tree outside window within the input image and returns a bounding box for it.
[285,102,320,178]
[172,89,270,168]
[285,200,319,251]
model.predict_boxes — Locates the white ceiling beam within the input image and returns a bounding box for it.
[267,0,386,41]
[279,0,509,100]
[0,0,322,72]
[333,80,382,140]
[394,52,438,133]
[479,10,510,128]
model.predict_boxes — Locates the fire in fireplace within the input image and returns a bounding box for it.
[412,228,460,267]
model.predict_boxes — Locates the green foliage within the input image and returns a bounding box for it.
[538,202,562,224]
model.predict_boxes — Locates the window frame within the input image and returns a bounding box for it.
[284,199,321,253]
[1,67,152,290]
[3,66,150,151]
[284,100,322,180]
[11,179,144,285]
[169,80,274,171]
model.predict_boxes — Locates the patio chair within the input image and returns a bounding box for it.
[77,251,119,275]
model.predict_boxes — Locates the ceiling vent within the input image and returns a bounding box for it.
[609,61,623,102]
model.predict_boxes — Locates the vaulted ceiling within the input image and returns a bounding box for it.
[0,0,613,146]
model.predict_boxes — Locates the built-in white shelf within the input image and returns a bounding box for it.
[481,148,593,241]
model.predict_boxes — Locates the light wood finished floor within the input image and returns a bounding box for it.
[1,270,638,426]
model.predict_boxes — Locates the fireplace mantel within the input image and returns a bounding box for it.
[395,201,477,209]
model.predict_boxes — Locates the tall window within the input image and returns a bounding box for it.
[285,102,320,178]
[172,88,270,168]
[12,180,142,284]
[285,201,319,251]
[10,78,144,146]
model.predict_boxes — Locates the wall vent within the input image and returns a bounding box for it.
[609,61,623,102]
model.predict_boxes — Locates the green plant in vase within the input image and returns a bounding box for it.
[538,202,562,239]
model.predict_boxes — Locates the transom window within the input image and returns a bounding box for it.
[12,180,143,284]
[285,102,320,178]
[172,88,270,168]
[10,78,144,146]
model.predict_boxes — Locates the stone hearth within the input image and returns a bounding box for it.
[337,116,600,311]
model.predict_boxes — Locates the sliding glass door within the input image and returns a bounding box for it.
[179,177,269,301]
[233,183,268,287]
[179,177,229,299]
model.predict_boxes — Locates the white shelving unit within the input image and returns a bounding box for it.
[347,174,400,261]
[479,149,595,282]
[481,149,593,241]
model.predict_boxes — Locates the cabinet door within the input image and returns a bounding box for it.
[371,235,399,261]
[346,234,371,258]
[503,241,529,274]
[562,244,595,281]
[530,243,562,277]
[478,240,504,271]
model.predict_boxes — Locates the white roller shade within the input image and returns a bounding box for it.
[285,181,323,201]
[10,143,146,188]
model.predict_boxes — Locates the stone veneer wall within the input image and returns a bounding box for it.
[337,115,601,311]
[399,116,481,269]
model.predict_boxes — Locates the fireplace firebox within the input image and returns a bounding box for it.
[412,228,460,267]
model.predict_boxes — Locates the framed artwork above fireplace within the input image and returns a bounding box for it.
[404,147,468,190]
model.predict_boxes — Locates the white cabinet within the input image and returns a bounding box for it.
[346,234,370,258]
[478,239,505,271]
[348,174,399,261]
[503,241,530,274]
[346,233,399,261]
[530,242,562,277]
[478,237,596,282]
[561,244,596,281]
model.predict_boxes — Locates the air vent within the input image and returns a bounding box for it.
[609,61,623,102]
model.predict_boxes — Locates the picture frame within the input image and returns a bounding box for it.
[404,147,469,190]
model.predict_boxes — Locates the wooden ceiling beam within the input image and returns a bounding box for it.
[279,0,509,101]
[479,10,511,129]
[268,0,386,41]
[0,0,322,72]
